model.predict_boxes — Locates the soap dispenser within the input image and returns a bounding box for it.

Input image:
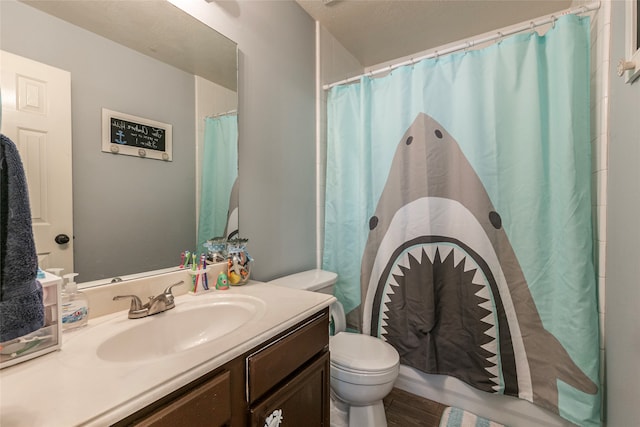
[61,273,89,331]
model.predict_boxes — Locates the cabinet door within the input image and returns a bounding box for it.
[133,370,231,427]
[247,310,329,403]
[250,352,330,427]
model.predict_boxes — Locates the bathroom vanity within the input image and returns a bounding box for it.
[118,308,330,426]
[0,278,334,426]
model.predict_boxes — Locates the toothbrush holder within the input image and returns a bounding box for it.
[187,262,227,295]
[187,267,212,295]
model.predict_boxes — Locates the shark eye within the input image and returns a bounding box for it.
[489,211,502,229]
[435,129,443,139]
[406,136,414,145]
[369,216,379,230]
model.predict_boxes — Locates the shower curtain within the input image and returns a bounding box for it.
[323,15,600,426]
[197,115,238,252]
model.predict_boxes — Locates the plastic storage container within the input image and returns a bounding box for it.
[0,271,63,369]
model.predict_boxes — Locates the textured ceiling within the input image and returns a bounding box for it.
[295,0,573,68]
[21,0,238,90]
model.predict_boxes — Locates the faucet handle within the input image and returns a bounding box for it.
[113,295,149,319]
[163,280,184,296]
[161,281,184,309]
[113,294,144,310]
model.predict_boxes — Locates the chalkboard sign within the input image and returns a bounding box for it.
[110,117,166,151]
[101,108,173,161]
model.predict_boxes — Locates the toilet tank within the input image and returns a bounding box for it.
[268,269,337,295]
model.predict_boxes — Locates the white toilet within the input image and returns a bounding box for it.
[268,269,400,427]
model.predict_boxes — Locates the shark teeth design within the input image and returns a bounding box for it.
[380,279,400,335]
[380,242,502,391]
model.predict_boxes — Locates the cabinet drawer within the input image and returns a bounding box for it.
[250,352,330,427]
[247,309,329,403]
[133,370,231,427]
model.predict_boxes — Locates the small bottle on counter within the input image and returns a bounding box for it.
[61,273,89,331]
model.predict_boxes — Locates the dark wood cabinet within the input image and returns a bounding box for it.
[246,311,329,404]
[134,370,231,427]
[116,308,330,427]
[250,352,330,427]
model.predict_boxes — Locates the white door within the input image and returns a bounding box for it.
[1,50,73,275]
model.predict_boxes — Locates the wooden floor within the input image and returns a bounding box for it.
[383,388,447,427]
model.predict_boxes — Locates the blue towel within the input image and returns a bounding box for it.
[0,134,44,342]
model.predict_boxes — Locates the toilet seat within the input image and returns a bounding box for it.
[330,362,399,386]
[329,332,400,385]
[330,332,399,372]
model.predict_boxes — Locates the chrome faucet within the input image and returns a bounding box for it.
[113,281,184,319]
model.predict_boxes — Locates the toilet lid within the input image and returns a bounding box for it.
[267,269,337,291]
[330,332,399,373]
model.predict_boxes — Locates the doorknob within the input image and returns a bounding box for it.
[54,234,70,245]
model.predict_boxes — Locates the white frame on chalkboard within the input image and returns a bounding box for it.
[101,108,173,161]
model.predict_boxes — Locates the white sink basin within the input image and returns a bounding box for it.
[96,294,266,363]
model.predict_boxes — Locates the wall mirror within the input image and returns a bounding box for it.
[0,0,238,285]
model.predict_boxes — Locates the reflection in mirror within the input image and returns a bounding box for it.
[0,0,238,285]
[197,112,239,249]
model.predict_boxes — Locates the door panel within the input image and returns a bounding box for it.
[1,50,73,274]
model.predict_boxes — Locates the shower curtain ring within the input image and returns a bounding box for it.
[578,6,588,21]
[497,32,504,45]
[551,15,556,29]
[530,21,536,34]
[464,41,473,54]
[434,50,439,61]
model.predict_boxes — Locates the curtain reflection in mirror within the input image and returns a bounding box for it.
[197,113,238,252]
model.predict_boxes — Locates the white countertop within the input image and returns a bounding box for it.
[0,281,334,426]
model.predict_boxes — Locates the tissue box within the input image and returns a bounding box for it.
[0,272,63,369]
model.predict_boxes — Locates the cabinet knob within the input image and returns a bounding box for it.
[264,409,283,427]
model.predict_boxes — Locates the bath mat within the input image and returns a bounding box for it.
[439,406,506,427]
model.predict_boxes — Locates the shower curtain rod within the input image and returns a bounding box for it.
[207,109,237,118]
[323,1,600,90]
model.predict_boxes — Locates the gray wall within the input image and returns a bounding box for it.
[606,1,640,425]
[1,1,196,281]
[175,1,318,281]
[235,3,317,281]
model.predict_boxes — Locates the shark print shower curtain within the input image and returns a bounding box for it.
[323,15,600,426]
